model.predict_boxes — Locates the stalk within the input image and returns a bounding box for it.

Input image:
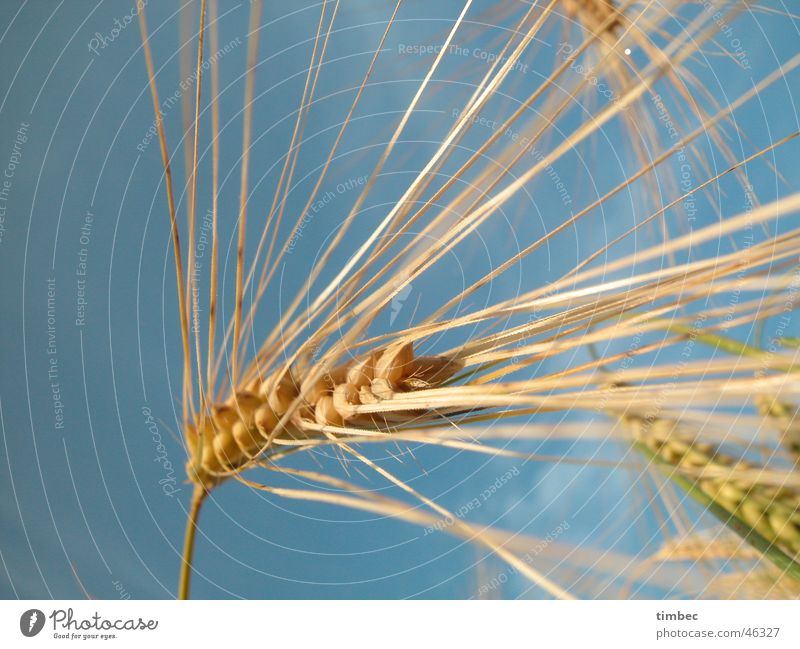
[179,485,207,600]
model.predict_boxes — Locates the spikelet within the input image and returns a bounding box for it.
[134,0,800,599]
[187,343,463,486]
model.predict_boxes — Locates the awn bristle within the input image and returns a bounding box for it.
[757,395,800,457]
[562,0,622,34]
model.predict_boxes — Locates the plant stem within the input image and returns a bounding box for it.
[179,484,207,600]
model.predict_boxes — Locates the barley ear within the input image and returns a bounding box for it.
[623,413,800,581]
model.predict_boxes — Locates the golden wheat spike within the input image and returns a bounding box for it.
[263,0,623,362]
[136,0,800,599]
[267,8,783,376]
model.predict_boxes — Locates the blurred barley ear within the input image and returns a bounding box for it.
[624,414,800,579]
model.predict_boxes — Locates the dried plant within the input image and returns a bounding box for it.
[138,0,800,598]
